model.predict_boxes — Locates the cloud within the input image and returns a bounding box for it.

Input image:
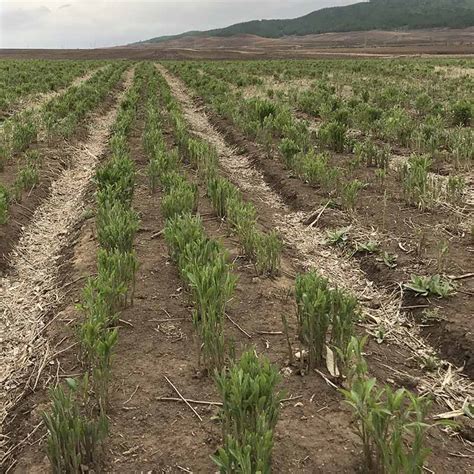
[1,5,51,30]
[0,1,355,49]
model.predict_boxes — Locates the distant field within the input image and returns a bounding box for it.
[1,27,473,60]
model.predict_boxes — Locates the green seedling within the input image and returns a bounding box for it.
[213,350,282,474]
[404,274,454,298]
[325,226,351,247]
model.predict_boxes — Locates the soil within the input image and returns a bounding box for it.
[0,28,473,60]
[2,64,473,473]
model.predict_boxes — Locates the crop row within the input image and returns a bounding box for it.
[169,63,469,215]
[0,63,129,226]
[152,64,445,473]
[0,60,103,115]
[42,64,142,472]
[145,64,285,471]
[198,59,472,142]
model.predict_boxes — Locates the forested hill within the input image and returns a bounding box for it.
[139,0,474,44]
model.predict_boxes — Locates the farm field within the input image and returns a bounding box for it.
[0,58,472,473]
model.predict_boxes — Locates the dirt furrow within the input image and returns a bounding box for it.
[156,64,473,412]
[0,67,135,462]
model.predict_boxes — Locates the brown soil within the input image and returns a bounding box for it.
[1,28,473,60]
[4,66,473,473]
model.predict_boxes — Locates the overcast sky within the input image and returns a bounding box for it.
[0,0,356,49]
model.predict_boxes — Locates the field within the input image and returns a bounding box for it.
[0,57,472,473]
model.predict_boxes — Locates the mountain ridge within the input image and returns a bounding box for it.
[136,0,474,45]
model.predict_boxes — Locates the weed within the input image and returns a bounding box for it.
[377,251,398,269]
[355,240,379,254]
[420,308,445,324]
[325,226,351,247]
[436,240,449,274]
[404,274,454,298]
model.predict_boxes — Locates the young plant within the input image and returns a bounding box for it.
[341,348,445,474]
[186,251,237,371]
[318,120,347,153]
[43,377,108,473]
[404,274,454,298]
[341,179,364,211]
[325,226,351,247]
[227,198,258,258]
[398,155,436,208]
[207,176,239,218]
[213,350,282,474]
[0,184,9,225]
[253,230,282,276]
[96,200,139,253]
[295,271,357,371]
[161,180,197,219]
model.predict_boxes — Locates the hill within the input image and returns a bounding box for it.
[138,0,474,45]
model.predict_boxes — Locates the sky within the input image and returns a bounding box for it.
[0,0,356,49]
